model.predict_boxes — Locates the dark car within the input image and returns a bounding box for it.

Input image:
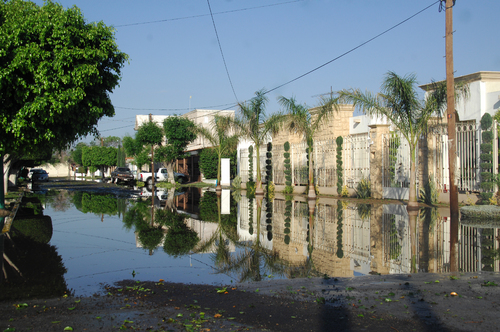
[111,167,135,184]
[29,169,49,182]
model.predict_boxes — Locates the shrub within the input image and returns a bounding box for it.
[336,136,343,195]
[419,174,438,205]
[355,178,371,199]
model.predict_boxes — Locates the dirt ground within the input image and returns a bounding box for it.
[1,272,499,332]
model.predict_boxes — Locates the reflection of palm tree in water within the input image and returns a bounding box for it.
[209,196,285,282]
[193,194,239,268]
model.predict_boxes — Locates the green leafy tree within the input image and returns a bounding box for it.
[191,115,239,189]
[278,96,340,199]
[81,146,117,179]
[0,0,127,212]
[233,89,283,195]
[136,121,164,188]
[156,117,197,185]
[123,135,149,171]
[338,72,468,209]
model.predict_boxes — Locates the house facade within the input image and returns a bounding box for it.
[238,71,500,203]
[135,109,235,182]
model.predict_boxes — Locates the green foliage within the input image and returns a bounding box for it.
[231,175,242,190]
[480,113,493,130]
[481,163,493,169]
[73,193,119,216]
[163,214,200,258]
[12,215,53,244]
[137,227,165,251]
[284,141,293,193]
[480,153,493,162]
[199,147,237,179]
[419,174,438,205]
[284,199,292,245]
[482,131,494,143]
[388,132,401,185]
[0,0,128,156]
[161,117,197,163]
[248,145,254,183]
[70,142,87,165]
[81,146,117,172]
[336,200,344,258]
[336,136,343,195]
[136,121,164,164]
[266,142,273,185]
[246,181,256,198]
[266,181,275,200]
[355,178,371,199]
[480,113,494,194]
[1,235,68,300]
[283,185,294,194]
[480,143,492,153]
[356,203,371,220]
[198,191,218,222]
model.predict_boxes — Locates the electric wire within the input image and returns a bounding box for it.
[263,0,441,95]
[114,0,307,28]
[206,0,239,103]
[102,1,442,132]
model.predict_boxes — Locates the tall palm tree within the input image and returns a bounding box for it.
[191,115,239,191]
[234,89,282,196]
[338,71,468,209]
[278,95,340,199]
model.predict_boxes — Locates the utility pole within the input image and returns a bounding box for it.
[444,0,459,272]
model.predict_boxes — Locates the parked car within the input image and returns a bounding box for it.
[138,168,188,185]
[111,167,135,184]
[29,169,49,182]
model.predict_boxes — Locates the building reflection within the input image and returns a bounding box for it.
[237,195,499,277]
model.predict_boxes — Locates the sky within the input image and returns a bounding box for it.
[32,0,500,142]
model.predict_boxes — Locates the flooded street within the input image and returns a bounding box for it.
[2,180,499,299]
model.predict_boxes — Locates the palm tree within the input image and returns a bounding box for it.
[234,89,282,196]
[193,194,240,268]
[191,115,239,191]
[278,95,340,199]
[214,196,289,282]
[338,71,468,209]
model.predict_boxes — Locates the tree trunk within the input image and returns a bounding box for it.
[407,147,419,210]
[166,162,176,186]
[216,154,222,191]
[307,147,316,199]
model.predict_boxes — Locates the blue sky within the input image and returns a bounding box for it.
[33,0,500,141]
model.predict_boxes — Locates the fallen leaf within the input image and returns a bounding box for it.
[214,313,222,318]
[450,292,458,296]
[64,327,73,331]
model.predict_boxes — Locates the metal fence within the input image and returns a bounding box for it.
[245,134,370,189]
[239,120,494,195]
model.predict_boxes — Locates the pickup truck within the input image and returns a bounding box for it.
[138,168,188,185]
[111,167,135,184]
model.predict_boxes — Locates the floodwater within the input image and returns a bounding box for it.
[1,182,499,299]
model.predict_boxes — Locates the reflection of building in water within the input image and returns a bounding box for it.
[238,194,500,276]
[185,218,236,253]
[459,224,499,273]
[381,205,411,274]
[237,197,272,250]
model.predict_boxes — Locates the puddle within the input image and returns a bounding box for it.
[2,183,499,299]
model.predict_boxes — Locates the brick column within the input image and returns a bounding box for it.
[368,124,390,199]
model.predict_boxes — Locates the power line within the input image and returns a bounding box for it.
[114,0,307,28]
[108,1,442,130]
[206,0,239,103]
[114,102,236,112]
[264,0,441,95]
